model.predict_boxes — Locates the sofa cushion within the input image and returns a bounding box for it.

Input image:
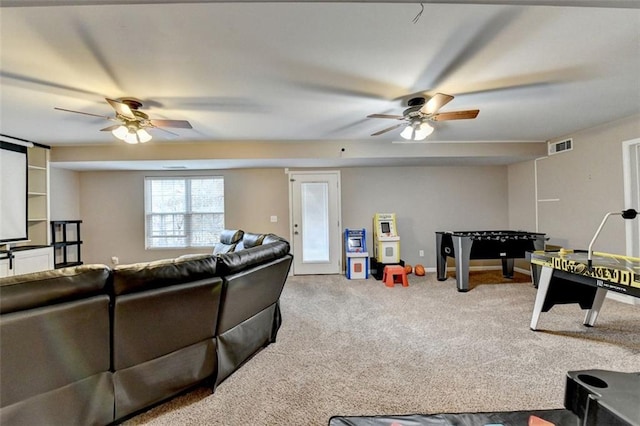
[1,296,111,407]
[213,229,244,255]
[216,256,292,334]
[113,339,216,420]
[220,229,244,245]
[112,278,222,369]
[216,235,290,275]
[235,232,266,251]
[112,254,217,296]
[0,265,111,314]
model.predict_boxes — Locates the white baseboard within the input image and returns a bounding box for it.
[605,291,640,305]
[358,264,638,305]
[425,266,532,276]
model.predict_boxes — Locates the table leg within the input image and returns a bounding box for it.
[436,233,447,281]
[453,236,472,292]
[583,287,607,327]
[530,264,541,288]
[501,258,514,278]
[530,266,553,330]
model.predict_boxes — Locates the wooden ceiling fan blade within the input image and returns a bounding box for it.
[54,107,114,121]
[106,98,135,119]
[153,126,180,137]
[367,114,404,120]
[421,93,454,114]
[150,119,193,129]
[371,123,404,136]
[432,110,479,121]
[100,124,122,132]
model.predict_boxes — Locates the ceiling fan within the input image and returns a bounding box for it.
[367,93,479,141]
[54,98,192,144]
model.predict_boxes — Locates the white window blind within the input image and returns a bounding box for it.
[144,176,224,249]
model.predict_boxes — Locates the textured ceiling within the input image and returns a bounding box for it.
[1,1,638,169]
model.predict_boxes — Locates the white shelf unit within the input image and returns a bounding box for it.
[22,145,50,247]
[0,140,53,277]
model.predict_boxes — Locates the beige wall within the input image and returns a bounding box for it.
[79,169,289,265]
[49,167,80,221]
[507,161,536,232]
[506,160,538,270]
[75,165,508,267]
[534,114,639,254]
[340,166,508,267]
[48,114,639,268]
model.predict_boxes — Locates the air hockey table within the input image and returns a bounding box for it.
[528,249,640,330]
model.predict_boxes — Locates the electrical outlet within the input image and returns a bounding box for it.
[419,250,424,257]
[111,256,119,265]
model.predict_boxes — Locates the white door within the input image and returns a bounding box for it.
[290,172,341,275]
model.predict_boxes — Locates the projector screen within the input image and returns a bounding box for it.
[0,141,28,243]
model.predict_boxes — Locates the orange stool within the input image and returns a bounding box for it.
[382,265,408,288]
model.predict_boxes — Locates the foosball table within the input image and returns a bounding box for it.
[436,230,546,292]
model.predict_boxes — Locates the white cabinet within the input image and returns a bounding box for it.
[13,247,54,275]
[0,247,54,277]
[0,257,10,278]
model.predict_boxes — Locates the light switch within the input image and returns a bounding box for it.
[270,215,278,223]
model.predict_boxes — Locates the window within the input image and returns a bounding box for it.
[144,176,224,249]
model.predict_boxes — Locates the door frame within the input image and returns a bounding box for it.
[287,170,342,275]
[622,137,640,257]
[610,137,640,306]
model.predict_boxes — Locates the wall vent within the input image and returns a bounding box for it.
[548,138,573,155]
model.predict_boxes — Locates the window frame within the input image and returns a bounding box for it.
[144,175,224,249]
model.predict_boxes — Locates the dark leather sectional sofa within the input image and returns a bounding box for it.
[0,231,292,425]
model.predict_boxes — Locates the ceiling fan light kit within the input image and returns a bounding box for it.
[54,98,192,144]
[112,124,152,144]
[368,93,479,140]
[400,121,434,141]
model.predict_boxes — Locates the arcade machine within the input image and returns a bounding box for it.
[371,213,402,279]
[344,228,369,279]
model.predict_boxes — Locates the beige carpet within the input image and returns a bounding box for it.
[124,272,640,426]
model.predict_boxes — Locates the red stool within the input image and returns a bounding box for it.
[382,265,408,288]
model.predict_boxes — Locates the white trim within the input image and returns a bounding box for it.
[2,139,33,148]
[622,138,640,256]
[424,265,532,276]
[534,156,548,233]
[617,138,640,306]
[606,291,638,305]
[287,170,342,275]
[287,169,342,250]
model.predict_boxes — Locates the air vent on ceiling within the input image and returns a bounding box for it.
[548,138,573,155]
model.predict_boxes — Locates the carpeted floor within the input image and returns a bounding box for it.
[124,272,640,426]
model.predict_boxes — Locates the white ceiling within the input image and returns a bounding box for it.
[1,1,639,170]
